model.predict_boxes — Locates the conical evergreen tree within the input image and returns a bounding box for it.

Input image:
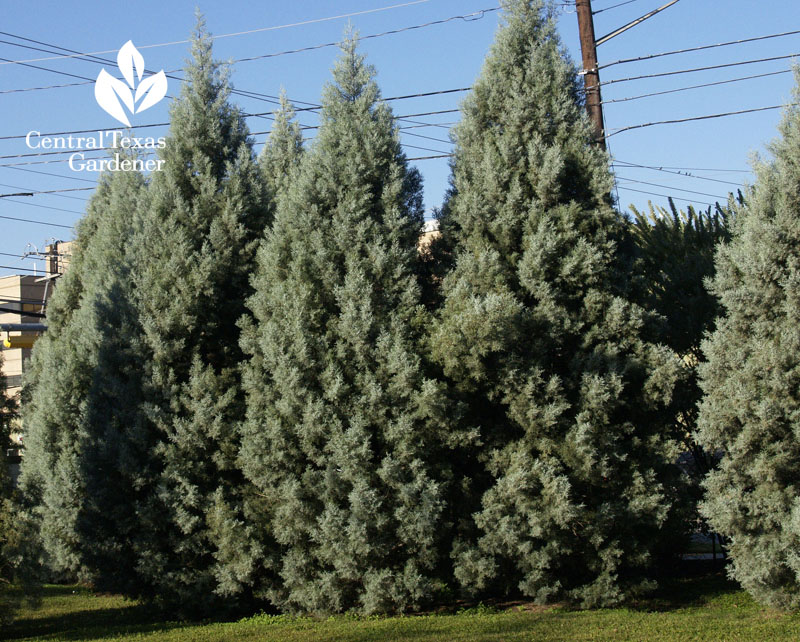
[211,90,306,600]
[431,0,685,607]
[239,34,452,614]
[130,17,268,609]
[259,89,304,200]
[697,72,800,610]
[18,156,147,587]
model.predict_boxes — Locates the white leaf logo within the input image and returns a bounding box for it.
[117,40,144,88]
[95,41,168,127]
[135,71,168,114]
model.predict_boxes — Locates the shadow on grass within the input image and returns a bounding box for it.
[3,586,199,641]
[628,564,741,612]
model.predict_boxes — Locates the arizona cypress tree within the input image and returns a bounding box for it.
[18,157,147,587]
[130,17,268,609]
[697,74,800,609]
[211,90,306,599]
[432,0,685,607]
[240,35,451,614]
[259,90,304,200]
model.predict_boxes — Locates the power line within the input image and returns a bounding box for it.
[0,251,45,260]
[0,79,89,95]
[593,0,643,14]
[0,107,462,146]
[0,183,91,200]
[406,154,452,160]
[0,198,83,214]
[0,263,52,274]
[1,165,100,184]
[401,143,453,154]
[607,103,797,138]
[231,9,499,66]
[602,69,792,104]
[600,29,800,69]
[616,186,717,208]
[597,53,800,88]
[0,55,94,83]
[595,0,682,47]
[614,160,751,173]
[615,176,729,200]
[400,131,452,144]
[399,122,457,130]
[0,5,490,121]
[0,214,72,229]
[0,0,435,66]
[612,161,745,186]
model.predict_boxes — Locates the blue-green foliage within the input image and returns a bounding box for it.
[432,0,686,607]
[19,157,148,590]
[128,16,268,611]
[238,34,455,614]
[697,70,800,610]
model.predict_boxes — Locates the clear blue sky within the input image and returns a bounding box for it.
[1,0,798,277]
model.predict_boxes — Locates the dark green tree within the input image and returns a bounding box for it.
[431,0,686,607]
[1,350,21,623]
[129,17,268,609]
[629,199,735,550]
[1,348,18,584]
[697,73,800,609]
[18,158,147,589]
[239,34,453,614]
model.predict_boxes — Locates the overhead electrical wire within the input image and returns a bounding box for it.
[614,160,751,173]
[230,9,499,66]
[0,251,44,260]
[615,176,729,200]
[0,263,51,274]
[612,161,747,186]
[593,0,644,15]
[601,69,793,104]
[616,187,717,208]
[406,154,452,161]
[0,9,484,144]
[0,107,463,146]
[0,6,494,103]
[2,165,101,184]
[0,0,436,66]
[0,198,83,214]
[596,53,800,88]
[0,183,91,200]
[606,103,798,138]
[600,29,800,69]
[0,213,72,229]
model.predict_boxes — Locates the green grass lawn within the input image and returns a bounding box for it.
[3,572,800,641]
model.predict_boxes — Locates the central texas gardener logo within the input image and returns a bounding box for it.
[95,41,168,127]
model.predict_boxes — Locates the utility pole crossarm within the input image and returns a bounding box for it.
[596,0,682,47]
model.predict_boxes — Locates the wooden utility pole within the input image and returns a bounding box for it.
[576,0,606,150]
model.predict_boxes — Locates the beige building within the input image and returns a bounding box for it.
[418,219,441,253]
[2,242,72,476]
[1,275,48,408]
